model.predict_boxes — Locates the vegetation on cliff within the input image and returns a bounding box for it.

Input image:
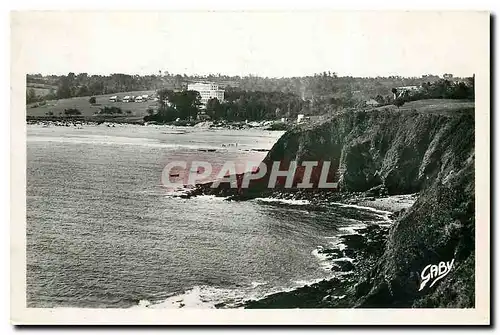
[253,99,475,308]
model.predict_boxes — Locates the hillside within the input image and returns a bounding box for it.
[26,90,157,121]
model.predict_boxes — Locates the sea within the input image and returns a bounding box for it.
[26,123,389,308]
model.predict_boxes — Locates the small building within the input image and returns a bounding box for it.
[394,86,420,99]
[365,99,380,107]
[297,114,305,124]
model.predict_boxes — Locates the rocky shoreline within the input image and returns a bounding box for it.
[26,118,288,131]
[234,191,413,309]
[244,221,392,308]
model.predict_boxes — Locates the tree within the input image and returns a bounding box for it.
[57,75,73,99]
[375,94,385,104]
[167,90,201,120]
[157,88,174,109]
[391,88,398,99]
[89,96,97,104]
[206,98,222,119]
[394,99,405,109]
[26,88,37,104]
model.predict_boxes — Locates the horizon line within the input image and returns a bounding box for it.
[27,71,473,79]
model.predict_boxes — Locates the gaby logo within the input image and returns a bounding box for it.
[418,259,455,291]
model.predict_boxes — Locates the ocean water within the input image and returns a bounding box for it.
[26,124,385,308]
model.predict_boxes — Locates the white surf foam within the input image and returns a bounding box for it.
[330,202,392,215]
[254,198,310,206]
[27,135,209,150]
[338,222,369,235]
[330,202,393,224]
[133,286,242,309]
[195,195,228,201]
[251,281,269,288]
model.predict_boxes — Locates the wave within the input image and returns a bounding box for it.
[27,135,217,150]
[194,195,229,201]
[330,202,393,224]
[130,284,270,309]
[330,202,393,215]
[131,275,338,309]
[311,248,333,271]
[251,281,269,288]
[254,197,311,206]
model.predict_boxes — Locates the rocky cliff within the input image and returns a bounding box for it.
[261,101,475,307]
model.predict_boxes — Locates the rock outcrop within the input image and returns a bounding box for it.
[259,102,475,307]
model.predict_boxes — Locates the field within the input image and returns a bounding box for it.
[26,90,158,121]
[27,83,58,97]
[372,99,475,115]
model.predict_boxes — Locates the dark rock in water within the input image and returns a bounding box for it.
[332,260,354,272]
[340,234,366,249]
[320,248,343,259]
[343,248,357,259]
[355,224,381,236]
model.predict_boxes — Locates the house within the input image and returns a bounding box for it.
[365,99,380,107]
[297,114,311,124]
[394,86,420,99]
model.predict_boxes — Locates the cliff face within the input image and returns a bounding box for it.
[263,103,475,307]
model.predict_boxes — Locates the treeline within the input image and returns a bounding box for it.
[206,88,308,121]
[141,77,475,123]
[394,78,475,107]
[416,78,474,100]
[26,73,165,103]
[26,72,457,104]
[145,88,310,123]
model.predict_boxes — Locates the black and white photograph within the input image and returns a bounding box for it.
[10,9,490,325]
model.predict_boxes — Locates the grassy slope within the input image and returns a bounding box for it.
[372,99,475,115]
[27,83,58,96]
[26,90,157,120]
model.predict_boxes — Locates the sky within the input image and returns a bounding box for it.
[11,11,488,78]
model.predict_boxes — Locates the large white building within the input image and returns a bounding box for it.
[187,82,225,106]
